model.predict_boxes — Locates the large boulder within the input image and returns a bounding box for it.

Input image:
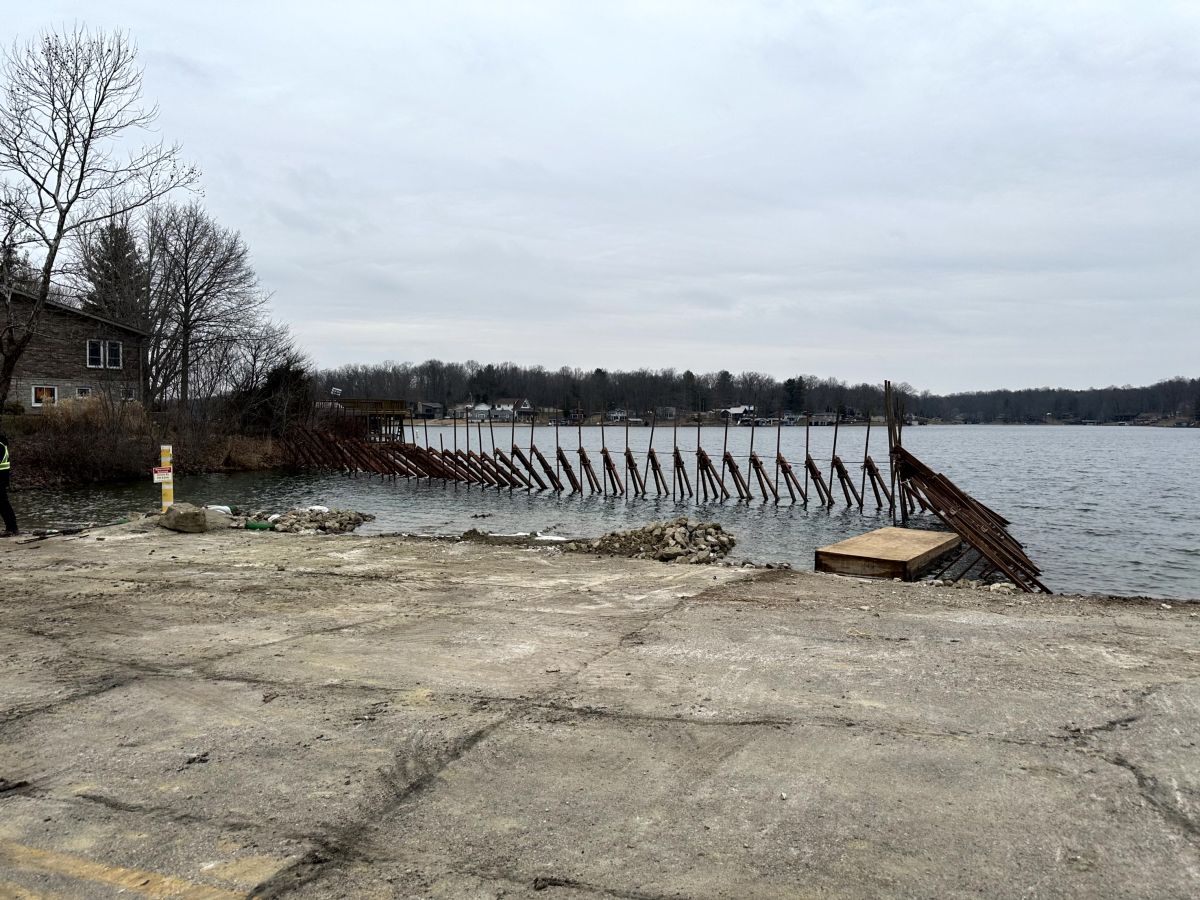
[159,502,231,534]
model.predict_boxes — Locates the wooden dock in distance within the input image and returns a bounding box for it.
[815,527,960,581]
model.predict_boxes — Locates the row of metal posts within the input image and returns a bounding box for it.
[296,409,901,512]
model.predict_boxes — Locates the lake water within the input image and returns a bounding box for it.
[13,424,1200,600]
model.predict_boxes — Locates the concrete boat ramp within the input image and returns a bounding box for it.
[1,525,1198,898]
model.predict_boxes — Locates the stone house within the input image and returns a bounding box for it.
[3,290,147,412]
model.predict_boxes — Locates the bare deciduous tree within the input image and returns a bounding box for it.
[150,201,267,417]
[0,26,198,402]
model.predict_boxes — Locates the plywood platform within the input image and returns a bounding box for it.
[815,527,960,581]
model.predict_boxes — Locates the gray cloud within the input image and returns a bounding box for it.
[9,1,1200,391]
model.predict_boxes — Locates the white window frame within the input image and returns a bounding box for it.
[76,387,92,398]
[31,385,58,407]
[86,339,103,369]
[120,385,136,402]
[104,340,123,370]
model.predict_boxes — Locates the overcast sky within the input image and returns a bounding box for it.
[9,1,1199,392]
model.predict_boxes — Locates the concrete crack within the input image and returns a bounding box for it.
[1101,753,1200,847]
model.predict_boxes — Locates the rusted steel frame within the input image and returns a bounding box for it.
[696,446,711,502]
[398,445,437,478]
[511,445,548,490]
[408,445,446,479]
[718,416,731,498]
[860,415,872,508]
[293,437,325,471]
[355,439,401,477]
[600,447,625,495]
[466,449,503,487]
[749,452,779,502]
[803,415,811,502]
[908,467,1030,566]
[284,430,318,468]
[445,449,480,483]
[577,446,602,493]
[828,409,841,490]
[352,436,394,476]
[405,447,436,478]
[642,415,658,494]
[722,451,751,500]
[494,449,528,488]
[532,444,564,491]
[922,477,1042,577]
[377,444,418,478]
[438,449,473,482]
[949,548,985,584]
[557,446,583,493]
[864,456,892,509]
[915,483,1048,592]
[375,441,419,478]
[284,431,322,469]
[458,449,492,485]
[698,448,729,500]
[328,434,367,474]
[672,447,693,498]
[910,482,932,513]
[776,453,803,503]
[494,448,532,489]
[455,449,484,483]
[348,440,388,476]
[403,445,446,479]
[300,428,350,473]
[470,449,510,487]
[804,454,833,507]
[646,448,669,495]
[624,448,646,496]
[774,416,783,498]
[831,456,863,508]
[929,543,972,582]
[893,447,1010,527]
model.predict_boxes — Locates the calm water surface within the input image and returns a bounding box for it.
[14,425,1200,600]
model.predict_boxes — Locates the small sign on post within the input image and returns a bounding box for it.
[157,444,174,512]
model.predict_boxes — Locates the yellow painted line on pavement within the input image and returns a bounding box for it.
[0,841,244,899]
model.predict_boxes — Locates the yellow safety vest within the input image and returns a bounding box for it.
[0,442,9,471]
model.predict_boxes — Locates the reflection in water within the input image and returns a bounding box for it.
[12,425,1200,600]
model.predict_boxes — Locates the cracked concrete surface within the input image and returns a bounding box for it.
[1,523,1198,898]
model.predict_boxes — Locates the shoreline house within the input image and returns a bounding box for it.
[465,398,534,422]
[2,290,147,412]
[719,404,755,424]
[410,400,444,420]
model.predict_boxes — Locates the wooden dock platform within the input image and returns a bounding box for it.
[815,527,960,581]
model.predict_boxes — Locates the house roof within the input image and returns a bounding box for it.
[7,288,151,337]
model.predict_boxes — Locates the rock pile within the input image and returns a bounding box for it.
[563,517,735,564]
[244,506,375,534]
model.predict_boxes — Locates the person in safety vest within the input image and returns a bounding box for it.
[0,429,16,536]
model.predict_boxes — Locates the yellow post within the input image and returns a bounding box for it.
[160,444,174,512]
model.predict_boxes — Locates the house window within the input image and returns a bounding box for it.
[87,340,103,368]
[120,386,136,402]
[31,385,58,407]
[105,341,123,369]
[76,387,92,398]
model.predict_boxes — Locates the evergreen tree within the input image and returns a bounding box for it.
[81,219,149,327]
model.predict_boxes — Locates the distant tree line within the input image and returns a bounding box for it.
[317,362,1200,424]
